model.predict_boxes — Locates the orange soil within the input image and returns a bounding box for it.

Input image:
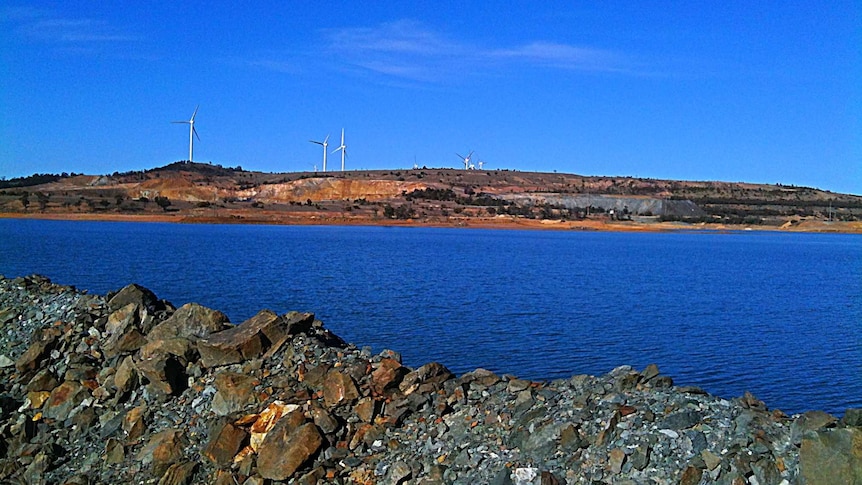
[2,211,860,234]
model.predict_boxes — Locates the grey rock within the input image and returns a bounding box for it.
[661,410,702,430]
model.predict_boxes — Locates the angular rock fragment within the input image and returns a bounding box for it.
[15,326,61,373]
[158,461,198,485]
[800,427,862,485]
[42,381,89,421]
[198,310,311,367]
[136,429,188,478]
[136,354,188,397]
[323,369,360,408]
[211,372,259,416]
[257,418,323,481]
[103,303,146,358]
[141,303,230,361]
[107,283,160,313]
[371,357,408,395]
[247,401,301,452]
[203,421,248,466]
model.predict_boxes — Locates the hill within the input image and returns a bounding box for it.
[2,161,861,232]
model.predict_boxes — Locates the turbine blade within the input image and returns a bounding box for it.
[456,153,464,159]
[172,121,188,124]
[193,127,201,141]
[191,105,199,121]
[310,140,322,145]
[324,134,330,144]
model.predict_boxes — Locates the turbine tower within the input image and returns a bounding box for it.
[309,134,330,172]
[172,106,200,162]
[456,150,474,170]
[331,129,347,171]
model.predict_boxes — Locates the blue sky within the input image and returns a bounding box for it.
[1,1,860,194]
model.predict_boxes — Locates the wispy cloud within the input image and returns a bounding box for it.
[2,7,139,45]
[490,41,623,71]
[315,20,636,83]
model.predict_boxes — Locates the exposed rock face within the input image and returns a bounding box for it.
[0,274,857,484]
[499,193,707,217]
[238,178,430,202]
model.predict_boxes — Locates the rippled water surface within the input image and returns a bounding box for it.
[1,219,860,415]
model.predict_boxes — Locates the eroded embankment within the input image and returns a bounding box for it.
[0,275,859,484]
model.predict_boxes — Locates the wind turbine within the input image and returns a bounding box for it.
[331,129,347,171]
[172,105,200,162]
[309,134,330,172]
[456,150,474,170]
[478,160,486,170]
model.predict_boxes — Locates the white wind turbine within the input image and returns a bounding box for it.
[172,105,200,162]
[331,129,347,171]
[309,134,330,172]
[456,150,474,170]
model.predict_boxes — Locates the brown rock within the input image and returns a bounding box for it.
[157,461,198,485]
[203,421,248,466]
[323,370,360,408]
[103,303,146,358]
[108,283,159,312]
[354,397,377,423]
[212,471,236,485]
[105,438,125,464]
[740,391,767,411]
[701,450,722,471]
[114,355,138,395]
[399,362,454,395]
[136,354,186,397]
[257,420,323,481]
[211,372,259,416]
[197,310,283,367]
[679,465,703,485]
[15,327,61,373]
[301,364,331,390]
[106,302,138,335]
[310,404,340,435]
[136,429,188,478]
[800,427,862,485]
[248,402,302,451]
[42,381,89,421]
[27,390,51,409]
[25,369,60,392]
[641,363,660,382]
[371,358,408,395]
[123,405,148,441]
[608,448,626,474]
[142,303,230,360]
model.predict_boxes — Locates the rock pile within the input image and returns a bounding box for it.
[0,275,860,484]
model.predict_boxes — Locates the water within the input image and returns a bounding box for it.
[1,219,860,416]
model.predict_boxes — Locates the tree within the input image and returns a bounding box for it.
[154,196,172,211]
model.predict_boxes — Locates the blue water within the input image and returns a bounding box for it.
[1,219,860,416]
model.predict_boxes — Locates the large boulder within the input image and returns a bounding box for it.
[107,283,160,313]
[800,427,862,484]
[140,303,230,361]
[256,411,323,481]
[197,311,313,368]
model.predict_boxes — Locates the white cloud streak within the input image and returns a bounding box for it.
[317,20,634,82]
[3,8,139,45]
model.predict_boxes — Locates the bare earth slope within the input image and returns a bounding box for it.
[2,162,860,232]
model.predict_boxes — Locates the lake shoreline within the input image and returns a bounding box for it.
[1,274,859,484]
[2,211,861,234]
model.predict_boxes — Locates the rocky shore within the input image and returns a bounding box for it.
[0,275,859,484]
